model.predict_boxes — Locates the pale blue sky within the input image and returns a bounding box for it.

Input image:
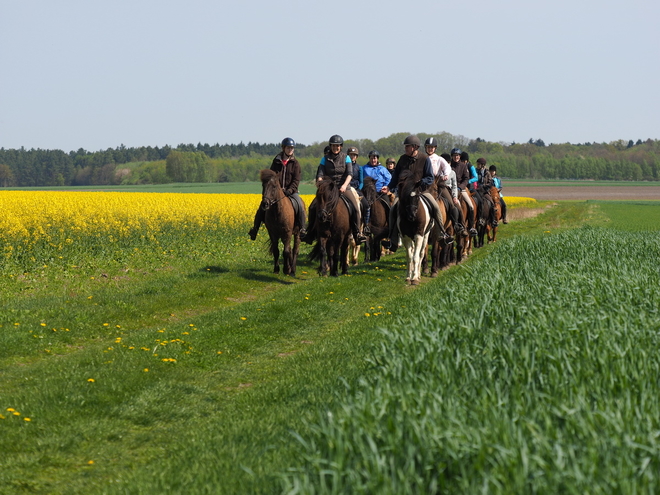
[1,0,658,151]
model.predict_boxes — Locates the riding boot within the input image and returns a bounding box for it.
[385,200,399,252]
[248,208,265,240]
[352,209,367,244]
[293,194,307,236]
[363,206,371,234]
[501,198,508,224]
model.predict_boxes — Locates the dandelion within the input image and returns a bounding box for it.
[13,411,20,416]
[87,378,95,383]
[40,323,46,327]
[0,414,5,420]
[88,460,95,465]
[143,368,149,372]
[217,351,223,354]
[24,417,31,422]
[240,317,247,320]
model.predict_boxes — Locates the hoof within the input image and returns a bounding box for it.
[410,279,420,286]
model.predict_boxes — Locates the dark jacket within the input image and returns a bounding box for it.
[451,160,470,191]
[316,151,350,186]
[270,152,301,196]
[388,151,434,193]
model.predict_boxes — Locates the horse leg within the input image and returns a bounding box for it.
[319,238,328,276]
[410,234,426,285]
[291,234,300,276]
[271,235,280,274]
[340,237,350,275]
[282,235,292,276]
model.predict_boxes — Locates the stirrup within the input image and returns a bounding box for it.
[469,228,478,236]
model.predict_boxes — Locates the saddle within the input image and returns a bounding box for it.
[288,196,300,216]
[340,194,355,217]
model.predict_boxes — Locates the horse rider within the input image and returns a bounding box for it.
[489,164,508,224]
[347,146,369,233]
[383,135,452,252]
[362,150,392,230]
[476,157,497,226]
[248,137,306,240]
[450,148,478,236]
[301,135,368,244]
[425,138,466,236]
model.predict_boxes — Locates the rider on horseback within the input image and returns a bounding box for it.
[383,135,452,252]
[361,150,391,233]
[248,137,306,240]
[426,139,466,237]
[489,165,508,224]
[301,135,368,245]
[450,148,478,236]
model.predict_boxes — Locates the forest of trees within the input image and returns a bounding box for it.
[0,133,658,187]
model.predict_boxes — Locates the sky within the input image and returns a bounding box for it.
[1,0,658,152]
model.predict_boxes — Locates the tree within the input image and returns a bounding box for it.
[0,163,14,186]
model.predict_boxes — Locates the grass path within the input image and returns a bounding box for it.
[0,202,590,494]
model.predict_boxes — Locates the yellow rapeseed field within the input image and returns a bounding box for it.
[0,190,532,266]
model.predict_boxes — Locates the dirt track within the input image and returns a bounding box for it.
[506,186,660,201]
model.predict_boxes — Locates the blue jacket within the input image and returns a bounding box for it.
[362,163,391,192]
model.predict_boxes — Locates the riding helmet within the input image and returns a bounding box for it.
[347,146,359,156]
[460,151,470,161]
[450,147,462,156]
[281,137,295,148]
[403,135,421,147]
[425,137,438,147]
[329,134,344,146]
[368,150,380,158]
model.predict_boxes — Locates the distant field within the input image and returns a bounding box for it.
[5,180,660,198]
[2,182,318,195]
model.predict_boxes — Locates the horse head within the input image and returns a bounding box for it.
[260,169,281,211]
[315,177,339,223]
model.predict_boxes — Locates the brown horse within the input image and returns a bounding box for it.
[397,171,434,285]
[362,176,390,263]
[458,192,477,259]
[425,177,454,276]
[309,178,352,277]
[486,186,502,243]
[259,169,302,276]
[474,190,492,249]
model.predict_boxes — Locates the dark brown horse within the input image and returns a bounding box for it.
[259,169,302,276]
[309,178,352,277]
[397,171,434,285]
[475,190,493,248]
[362,176,390,263]
[458,192,477,259]
[425,177,454,276]
[486,186,502,243]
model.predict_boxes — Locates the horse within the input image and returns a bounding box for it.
[486,185,502,243]
[308,178,352,277]
[458,192,477,259]
[397,171,434,285]
[424,177,454,276]
[259,169,302,276]
[474,189,493,248]
[361,176,390,263]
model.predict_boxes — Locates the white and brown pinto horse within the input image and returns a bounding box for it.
[397,171,435,285]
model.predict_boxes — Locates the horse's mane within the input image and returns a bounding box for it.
[260,169,277,183]
[316,177,340,211]
[362,176,377,202]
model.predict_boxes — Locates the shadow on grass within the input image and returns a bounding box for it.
[237,268,297,284]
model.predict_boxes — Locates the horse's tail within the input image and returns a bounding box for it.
[308,240,322,262]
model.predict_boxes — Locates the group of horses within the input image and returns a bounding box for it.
[256,168,502,283]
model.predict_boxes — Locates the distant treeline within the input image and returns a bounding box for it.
[1,133,658,187]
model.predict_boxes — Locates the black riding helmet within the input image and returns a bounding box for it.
[329,134,344,146]
[403,135,421,147]
[368,150,380,158]
[281,137,295,148]
[450,147,462,156]
[425,137,438,147]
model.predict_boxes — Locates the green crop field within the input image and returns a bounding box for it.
[1,198,659,494]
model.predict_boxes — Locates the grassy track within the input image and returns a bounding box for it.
[0,200,657,493]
